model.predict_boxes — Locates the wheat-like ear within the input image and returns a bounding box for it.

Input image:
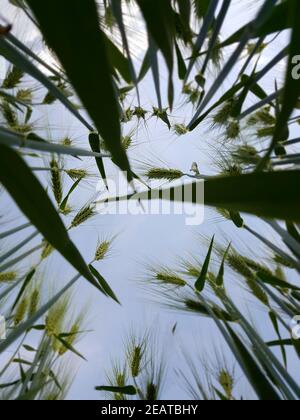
[50,158,63,206]
[232,145,260,166]
[103,3,116,29]
[222,165,243,177]
[65,169,88,181]
[16,89,33,103]
[145,168,184,182]
[45,297,69,337]
[105,362,129,400]
[120,107,134,123]
[61,137,72,146]
[247,107,275,127]
[40,359,77,400]
[2,66,24,89]
[212,100,236,127]
[186,86,202,106]
[121,135,133,151]
[1,95,32,133]
[130,346,142,378]
[134,106,148,120]
[225,251,269,306]
[210,35,223,69]
[247,42,267,55]
[218,369,235,399]
[183,347,236,400]
[182,83,193,95]
[179,257,202,278]
[28,288,40,317]
[255,107,276,126]
[58,322,80,356]
[144,263,187,288]
[273,254,298,270]
[242,256,273,277]
[95,240,111,261]
[14,297,28,326]
[144,382,156,400]
[173,124,189,136]
[257,126,275,138]
[0,271,17,282]
[1,99,16,124]
[70,205,95,229]
[41,241,54,260]
[225,119,240,140]
[125,333,147,380]
[155,272,187,287]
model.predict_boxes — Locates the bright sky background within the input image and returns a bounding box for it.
[0,0,299,400]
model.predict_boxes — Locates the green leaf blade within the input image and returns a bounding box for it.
[195,236,215,292]
[27,0,132,178]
